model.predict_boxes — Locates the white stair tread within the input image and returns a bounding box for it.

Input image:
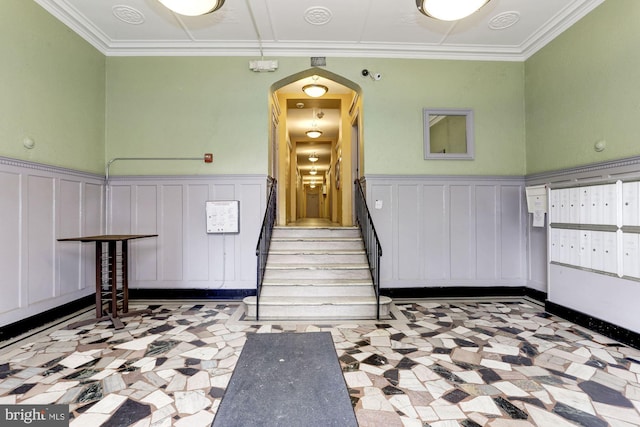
[274,226,357,229]
[244,296,392,306]
[262,279,372,286]
[252,225,388,320]
[266,263,370,270]
[268,249,365,255]
[271,237,362,242]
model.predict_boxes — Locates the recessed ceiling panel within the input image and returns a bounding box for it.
[359,1,454,45]
[265,0,373,43]
[64,0,192,41]
[442,0,581,48]
[181,2,268,42]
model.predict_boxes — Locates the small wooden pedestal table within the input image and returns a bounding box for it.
[58,234,157,329]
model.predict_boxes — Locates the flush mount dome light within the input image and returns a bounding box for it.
[306,130,323,138]
[302,84,328,98]
[302,75,328,97]
[416,0,490,21]
[157,0,225,16]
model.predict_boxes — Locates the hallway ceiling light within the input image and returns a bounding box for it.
[309,152,319,162]
[310,167,318,175]
[157,0,225,16]
[302,75,328,98]
[416,0,490,21]
[302,84,328,98]
[306,110,323,139]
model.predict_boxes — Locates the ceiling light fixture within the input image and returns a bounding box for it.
[302,75,328,98]
[306,109,323,138]
[302,84,328,97]
[308,152,319,162]
[310,167,318,175]
[157,0,225,16]
[416,0,490,21]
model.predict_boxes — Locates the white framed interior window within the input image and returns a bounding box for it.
[423,108,475,160]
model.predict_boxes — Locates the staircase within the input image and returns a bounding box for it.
[244,226,392,320]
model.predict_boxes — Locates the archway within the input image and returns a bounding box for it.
[269,68,363,227]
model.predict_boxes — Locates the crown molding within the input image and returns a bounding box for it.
[33,0,605,61]
[101,40,527,61]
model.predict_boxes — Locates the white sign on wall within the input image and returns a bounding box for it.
[206,200,240,234]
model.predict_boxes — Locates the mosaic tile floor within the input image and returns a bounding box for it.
[1,299,640,426]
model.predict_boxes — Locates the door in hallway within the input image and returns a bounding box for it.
[306,193,320,218]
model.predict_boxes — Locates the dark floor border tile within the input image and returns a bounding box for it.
[0,289,257,344]
[381,286,547,303]
[0,295,95,342]
[546,301,640,349]
[129,288,256,300]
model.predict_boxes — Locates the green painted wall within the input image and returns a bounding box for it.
[106,57,526,176]
[0,0,105,174]
[525,0,640,174]
[106,56,276,175]
[8,0,636,178]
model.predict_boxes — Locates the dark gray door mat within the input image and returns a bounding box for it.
[212,331,357,427]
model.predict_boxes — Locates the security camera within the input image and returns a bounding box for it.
[362,69,382,81]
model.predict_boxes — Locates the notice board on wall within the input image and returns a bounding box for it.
[206,200,240,234]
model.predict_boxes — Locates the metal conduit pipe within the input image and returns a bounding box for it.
[104,155,212,233]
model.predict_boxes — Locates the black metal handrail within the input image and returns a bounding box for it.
[255,178,277,321]
[354,178,383,319]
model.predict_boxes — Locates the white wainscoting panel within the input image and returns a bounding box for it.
[501,185,526,280]
[0,157,104,327]
[397,185,421,281]
[365,175,527,289]
[476,185,498,280]
[0,170,21,315]
[58,179,82,297]
[27,175,56,305]
[450,185,476,281]
[423,185,448,281]
[108,176,266,290]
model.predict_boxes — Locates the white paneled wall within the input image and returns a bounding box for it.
[0,162,536,326]
[0,158,103,326]
[365,175,527,288]
[107,176,266,290]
